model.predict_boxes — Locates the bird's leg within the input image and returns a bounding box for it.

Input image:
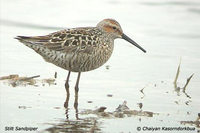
[65,71,71,94]
[74,72,81,119]
[75,72,81,93]
[64,71,71,109]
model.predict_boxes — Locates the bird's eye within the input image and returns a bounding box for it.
[112,26,117,30]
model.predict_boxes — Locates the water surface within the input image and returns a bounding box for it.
[0,0,200,132]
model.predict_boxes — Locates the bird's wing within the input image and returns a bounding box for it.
[16,28,101,54]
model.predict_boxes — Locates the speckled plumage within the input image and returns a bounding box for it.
[16,27,115,72]
[15,18,146,92]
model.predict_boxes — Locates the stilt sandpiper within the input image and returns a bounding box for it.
[15,18,146,93]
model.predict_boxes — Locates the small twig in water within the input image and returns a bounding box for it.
[140,87,145,99]
[54,72,57,79]
[140,87,145,94]
[173,59,194,99]
[182,73,194,93]
[19,75,40,81]
[174,59,181,89]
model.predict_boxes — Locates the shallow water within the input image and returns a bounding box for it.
[0,0,200,132]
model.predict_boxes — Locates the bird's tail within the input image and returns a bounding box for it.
[15,35,49,44]
[15,36,40,51]
[15,35,51,55]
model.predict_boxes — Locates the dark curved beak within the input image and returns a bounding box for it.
[122,33,146,53]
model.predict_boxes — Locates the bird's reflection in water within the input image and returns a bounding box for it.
[64,92,70,119]
[64,86,79,119]
[44,118,101,133]
[43,87,101,133]
[63,71,80,119]
[74,90,79,119]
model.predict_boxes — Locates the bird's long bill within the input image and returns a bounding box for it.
[122,34,146,53]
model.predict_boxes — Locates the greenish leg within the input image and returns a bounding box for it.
[65,71,71,94]
[74,72,81,119]
[64,71,71,109]
[75,72,81,92]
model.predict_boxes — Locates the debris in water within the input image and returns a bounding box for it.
[115,101,129,112]
[137,103,143,110]
[140,87,145,94]
[180,113,200,128]
[0,74,56,87]
[42,78,56,85]
[174,101,179,105]
[140,87,145,99]
[107,94,113,97]
[18,106,31,109]
[54,72,57,79]
[185,100,192,105]
[197,113,200,121]
[0,74,19,80]
[54,107,60,109]
[181,120,200,128]
[80,101,156,118]
[105,65,110,70]
[96,107,107,113]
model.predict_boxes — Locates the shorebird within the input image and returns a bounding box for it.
[15,18,146,93]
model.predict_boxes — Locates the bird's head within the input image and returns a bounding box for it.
[97,18,146,53]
